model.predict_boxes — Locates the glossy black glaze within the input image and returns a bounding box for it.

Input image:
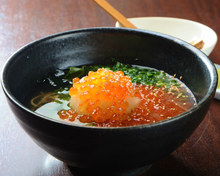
[1,28,217,171]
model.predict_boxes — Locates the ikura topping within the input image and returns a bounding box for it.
[57,68,195,127]
[69,69,140,123]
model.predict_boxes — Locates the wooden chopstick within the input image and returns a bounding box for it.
[94,0,204,50]
[93,0,137,28]
[190,40,205,50]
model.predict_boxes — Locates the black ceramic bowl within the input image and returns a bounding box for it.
[1,28,217,172]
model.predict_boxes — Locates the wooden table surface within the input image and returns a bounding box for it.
[0,0,220,175]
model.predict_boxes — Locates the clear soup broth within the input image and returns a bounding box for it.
[25,62,196,127]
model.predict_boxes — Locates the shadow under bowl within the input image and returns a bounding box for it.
[1,27,217,172]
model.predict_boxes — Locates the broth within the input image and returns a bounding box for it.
[26,62,196,127]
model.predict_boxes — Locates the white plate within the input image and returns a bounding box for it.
[115,17,217,56]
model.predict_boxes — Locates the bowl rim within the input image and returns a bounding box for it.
[1,27,218,130]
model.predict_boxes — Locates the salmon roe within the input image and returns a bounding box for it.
[58,69,194,127]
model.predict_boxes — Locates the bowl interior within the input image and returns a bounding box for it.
[2,28,216,120]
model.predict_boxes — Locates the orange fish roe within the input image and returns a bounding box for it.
[58,69,194,127]
[69,68,140,123]
[58,109,77,121]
